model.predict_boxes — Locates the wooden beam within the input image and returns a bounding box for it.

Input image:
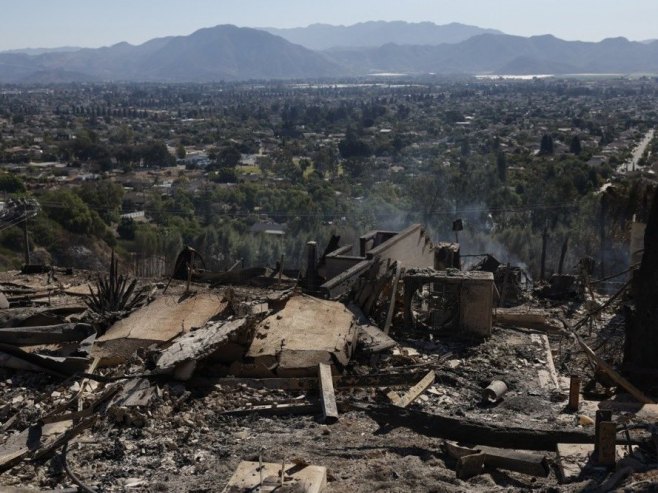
[445,441,549,477]
[362,404,607,451]
[383,263,402,334]
[318,363,338,424]
[573,331,654,404]
[389,370,435,408]
[568,375,581,411]
[191,370,436,391]
[597,421,617,466]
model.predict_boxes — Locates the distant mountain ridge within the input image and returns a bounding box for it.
[0,25,340,83]
[1,24,658,83]
[261,21,503,50]
[1,47,83,56]
[325,34,658,75]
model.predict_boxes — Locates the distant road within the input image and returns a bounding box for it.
[618,129,655,173]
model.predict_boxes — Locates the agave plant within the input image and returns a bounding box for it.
[85,251,150,321]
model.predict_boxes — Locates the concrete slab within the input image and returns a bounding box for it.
[94,293,226,365]
[245,295,358,376]
[222,460,326,493]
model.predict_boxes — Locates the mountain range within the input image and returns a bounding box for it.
[261,21,502,50]
[1,23,657,83]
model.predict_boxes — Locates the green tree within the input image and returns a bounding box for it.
[569,135,582,155]
[539,134,554,155]
[0,173,26,193]
[176,144,187,160]
[496,151,507,183]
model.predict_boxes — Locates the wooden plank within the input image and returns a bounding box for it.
[318,363,338,424]
[0,419,75,472]
[390,370,435,408]
[357,324,397,353]
[530,334,560,390]
[0,324,95,345]
[222,402,319,416]
[556,443,592,482]
[383,263,402,334]
[456,452,485,479]
[556,443,626,482]
[191,371,432,391]
[573,331,654,404]
[598,421,617,466]
[155,319,247,379]
[494,308,562,332]
[445,441,549,477]
[363,404,603,451]
[222,461,326,493]
[480,446,548,477]
[568,375,581,411]
[597,401,658,420]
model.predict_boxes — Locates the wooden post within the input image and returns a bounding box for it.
[597,421,616,466]
[383,263,402,335]
[595,410,612,456]
[21,220,30,266]
[567,375,580,411]
[318,363,338,424]
[306,241,317,291]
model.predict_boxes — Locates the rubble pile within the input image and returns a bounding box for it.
[0,230,657,492]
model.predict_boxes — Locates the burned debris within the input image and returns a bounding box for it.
[0,222,657,492]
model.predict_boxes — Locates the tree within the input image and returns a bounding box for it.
[338,128,371,159]
[539,134,554,155]
[176,144,187,160]
[496,151,507,183]
[41,189,105,236]
[569,135,582,155]
[140,141,175,167]
[76,181,124,225]
[0,173,26,194]
[217,144,242,168]
[117,217,137,240]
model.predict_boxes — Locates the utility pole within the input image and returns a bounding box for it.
[540,224,549,281]
[22,219,30,265]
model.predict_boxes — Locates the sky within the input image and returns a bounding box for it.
[1,0,657,51]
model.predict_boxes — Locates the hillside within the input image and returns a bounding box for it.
[0,25,341,83]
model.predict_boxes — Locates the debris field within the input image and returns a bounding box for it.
[0,225,657,492]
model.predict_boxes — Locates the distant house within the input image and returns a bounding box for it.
[588,155,607,167]
[249,221,287,236]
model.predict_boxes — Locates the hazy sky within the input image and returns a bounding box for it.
[2,0,657,51]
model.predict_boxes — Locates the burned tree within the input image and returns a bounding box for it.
[625,185,658,375]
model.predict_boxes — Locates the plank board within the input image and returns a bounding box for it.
[155,319,247,379]
[222,461,326,493]
[389,370,435,408]
[556,443,627,482]
[318,363,338,424]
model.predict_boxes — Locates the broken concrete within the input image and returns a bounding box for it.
[94,292,227,365]
[245,295,358,377]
